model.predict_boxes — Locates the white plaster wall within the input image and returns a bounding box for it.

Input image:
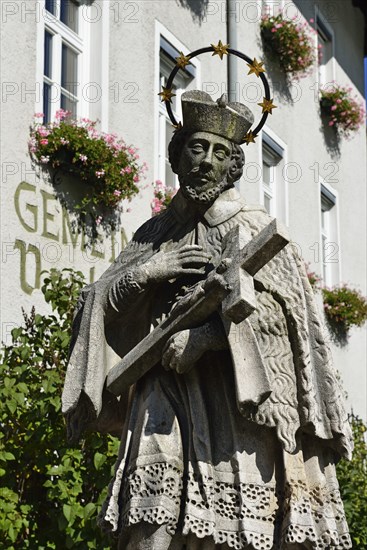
[1,1,42,337]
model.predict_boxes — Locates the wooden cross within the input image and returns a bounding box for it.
[107,219,289,397]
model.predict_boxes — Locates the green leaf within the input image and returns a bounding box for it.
[83,502,96,521]
[63,504,75,523]
[6,400,17,414]
[93,452,107,471]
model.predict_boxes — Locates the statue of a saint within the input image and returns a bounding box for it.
[62,91,353,549]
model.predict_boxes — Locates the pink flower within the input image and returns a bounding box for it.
[125,166,132,174]
[96,216,103,225]
[95,169,105,179]
[60,137,70,145]
[79,154,88,163]
[271,27,277,33]
[133,175,139,182]
[309,18,314,23]
[336,99,342,104]
[34,112,44,118]
[38,126,49,137]
[328,121,334,126]
[55,109,70,120]
[29,137,37,148]
[331,105,337,111]
[103,133,117,145]
[113,190,121,197]
[40,139,49,145]
[40,155,50,164]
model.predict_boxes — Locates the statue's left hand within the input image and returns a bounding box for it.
[162,328,204,374]
[162,318,228,374]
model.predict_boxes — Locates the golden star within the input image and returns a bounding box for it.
[158,87,176,103]
[247,58,265,77]
[173,122,183,132]
[211,40,230,60]
[258,97,277,114]
[244,130,257,145]
[176,52,191,69]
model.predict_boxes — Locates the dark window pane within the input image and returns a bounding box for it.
[61,93,77,117]
[43,82,52,124]
[45,0,56,14]
[61,43,78,95]
[44,31,52,78]
[60,0,79,33]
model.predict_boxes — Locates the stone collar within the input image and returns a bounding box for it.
[171,187,246,227]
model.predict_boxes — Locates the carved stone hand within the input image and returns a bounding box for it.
[162,318,228,374]
[138,245,211,284]
[162,328,203,374]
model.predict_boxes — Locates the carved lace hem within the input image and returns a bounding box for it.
[107,509,352,550]
[183,516,352,550]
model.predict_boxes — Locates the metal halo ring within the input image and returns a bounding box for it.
[164,46,272,142]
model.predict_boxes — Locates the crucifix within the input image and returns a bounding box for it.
[107,219,289,408]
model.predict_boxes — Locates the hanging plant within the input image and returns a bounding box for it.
[260,13,315,78]
[304,262,321,291]
[29,110,147,212]
[151,180,177,216]
[322,284,367,342]
[320,85,366,138]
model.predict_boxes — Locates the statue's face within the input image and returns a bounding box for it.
[178,132,233,203]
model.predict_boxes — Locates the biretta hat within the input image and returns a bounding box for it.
[181,90,254,144]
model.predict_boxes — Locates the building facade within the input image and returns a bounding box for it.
[1,0,366,418]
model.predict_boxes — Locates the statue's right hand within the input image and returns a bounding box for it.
[142,245,211,284]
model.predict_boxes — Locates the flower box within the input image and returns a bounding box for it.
[260,13,315,77]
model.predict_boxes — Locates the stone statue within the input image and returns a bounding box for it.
[62,91,353,549]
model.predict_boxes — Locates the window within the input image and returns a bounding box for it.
[157,35,197,189]
[43,0,84,123]
[316,11,334,87]
[320,185,339,286]
[261,132,286,222]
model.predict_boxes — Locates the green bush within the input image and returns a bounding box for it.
[0,269,118,549]
[336,415,367,549]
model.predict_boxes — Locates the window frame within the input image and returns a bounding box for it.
[154,22,201,189]
[36,0,90,122]
[259,128,287,224]
[319,182,341,287]
[315,6,335,88]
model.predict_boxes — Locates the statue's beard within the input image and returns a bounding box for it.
[178,167,232,204]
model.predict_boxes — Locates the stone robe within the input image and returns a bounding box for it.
[62,187,353,549]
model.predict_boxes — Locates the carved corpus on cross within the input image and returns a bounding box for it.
[107,219,289,407]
